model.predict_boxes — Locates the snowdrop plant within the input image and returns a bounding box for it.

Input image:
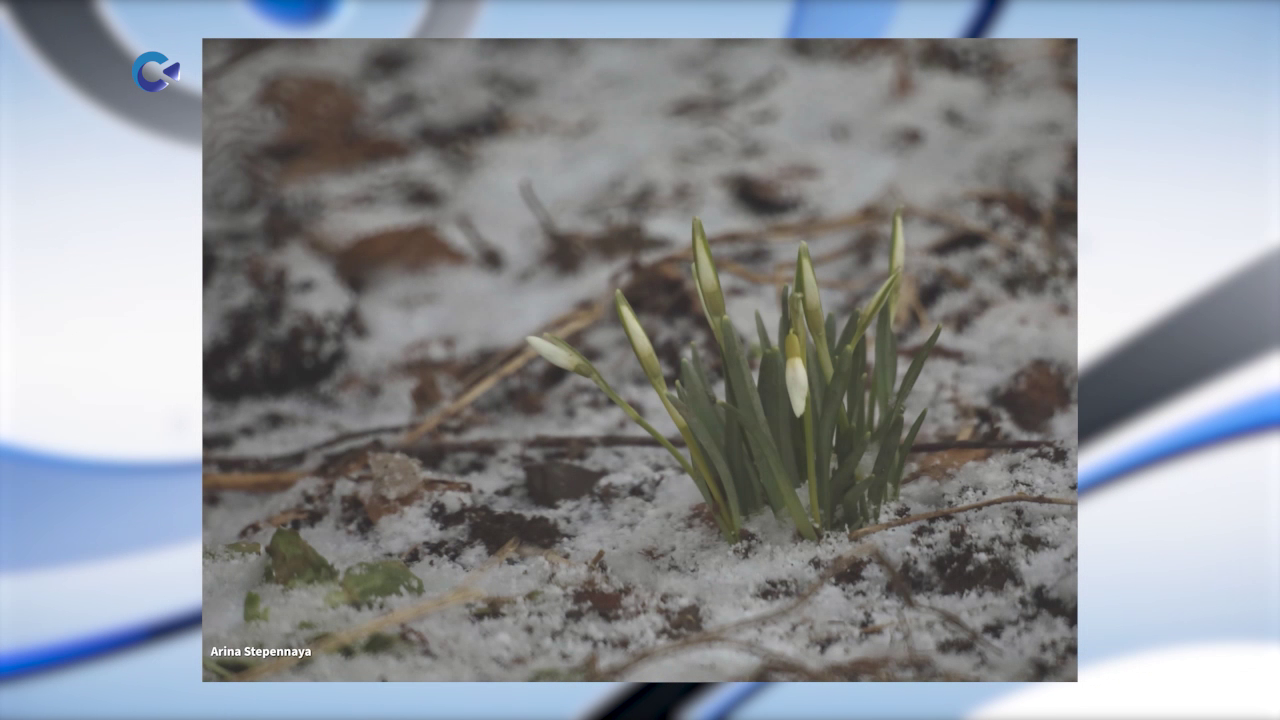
[528,213,939,544]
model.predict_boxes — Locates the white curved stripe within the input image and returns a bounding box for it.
[0,540,200,652]
[1080,350,1280,467]
[968,642,1280,719]
[1078,433,1280,661]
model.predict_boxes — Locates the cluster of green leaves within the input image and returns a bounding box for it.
[528,212,938,544]
[206,529,431,679]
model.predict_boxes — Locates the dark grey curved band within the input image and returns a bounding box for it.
[4,0,482,146]
[1078,246,1280,444]
[414,0,483,37]
[6,0,203,144]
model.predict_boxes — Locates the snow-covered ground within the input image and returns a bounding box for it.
[202,38,1077,681]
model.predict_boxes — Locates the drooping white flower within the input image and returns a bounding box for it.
[784,331,808,417]
[526,335,583,375]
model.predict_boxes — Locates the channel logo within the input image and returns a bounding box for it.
[132,51,180,93]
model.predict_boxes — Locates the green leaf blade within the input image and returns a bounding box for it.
[722,402,818,541]
[670,394,742,533]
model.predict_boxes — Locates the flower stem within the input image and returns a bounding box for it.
[593,376,735,542]
[672,408,733,533]
[803,397,820,532]
[814,333,835,383]
[592,377,695,479]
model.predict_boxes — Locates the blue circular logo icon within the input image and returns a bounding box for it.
[132,51,179,92]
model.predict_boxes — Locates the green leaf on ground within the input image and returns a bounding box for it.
[243,591,269,623]
[263,529,338,587]
[334,559,425,608]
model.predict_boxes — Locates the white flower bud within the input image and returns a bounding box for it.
[616,290,665,390]
[797,242,825,336]
[889,207,905,323]
[526,335,584,375]
[692,217,726,318]
[784,331,808,417]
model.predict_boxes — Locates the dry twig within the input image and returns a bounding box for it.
[205,433,1061,491]
[202,470,307,493]
[907,203,1018,253]
[848,493,1075,542]
[401,302,607,445]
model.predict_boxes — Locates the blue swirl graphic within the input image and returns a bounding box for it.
[787,0,896,38]
[1079,389,1280,495]
[249,0,343,27]
[962,0,1005,38]
[0,445,200,571]
[786,0,1005,40]
[0,609,200,681]
[693,683,766,720]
